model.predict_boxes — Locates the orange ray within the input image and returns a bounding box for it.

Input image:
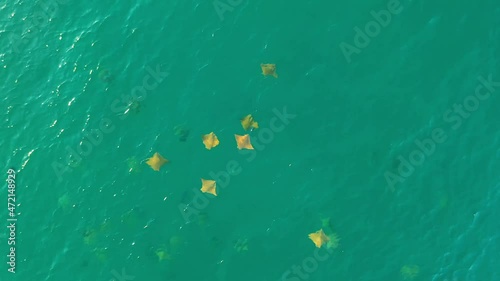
[146,152,168,171]
[261,63,278,78]
[308,229,329,248]
[241,114,259,131]
[234,134,254,150]
[202,132,220,150]
[200,178,217,196]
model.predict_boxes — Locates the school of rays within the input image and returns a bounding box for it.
[88,63,342,264]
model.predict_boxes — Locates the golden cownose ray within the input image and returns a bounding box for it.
[155,247,171,261]
[98,68,113,83]
[83,229,97,245]
[234,134,254,150]
[57,193,73,211]
[124,99,141,115]
[326,233,340,249]
[308,229,329,248]
[320,217,340,249]
[146,152,168,171]
[169,236,184,253]
[400,265,420,280]
[241,114,259,131]
[197,211,209,227]
[93,247,108,262]
[83,220,111,245]
[233,238,249,252]
[321,217,333,233]
[174,124,190,142]
[200,178,217,196]
[99,220,111,233]
[202,132,220,150]
[261,63,278,78]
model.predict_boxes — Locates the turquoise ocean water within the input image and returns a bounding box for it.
[1,0,500,280]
